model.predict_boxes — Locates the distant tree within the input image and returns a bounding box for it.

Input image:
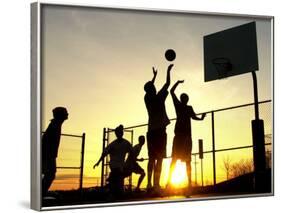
[229,159,254,178]
[265,134,272,169]
[221,156,232,180]
[221,135,271,181]
[265,150,272,169]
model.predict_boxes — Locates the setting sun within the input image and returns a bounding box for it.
[170,161,188,188]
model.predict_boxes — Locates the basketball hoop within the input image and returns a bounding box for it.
[212,57,233,79]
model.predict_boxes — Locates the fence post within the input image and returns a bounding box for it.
[211,111,217,185]
[194,154,198,185]
[199,139,204,187]
[129,130,134,191]
[101,128,106,187]
[79,133,86,192]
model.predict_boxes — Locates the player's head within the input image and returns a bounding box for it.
[115,125,124,139]
[144,81,156,95]
[52,107,68,121]
[180,93,189,104]
[138,135,145,145]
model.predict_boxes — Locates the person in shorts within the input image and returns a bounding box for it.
[144,64,173,190]
[123,135,146,191]
[166,80,206,188]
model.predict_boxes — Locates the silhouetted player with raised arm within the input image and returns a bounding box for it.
[144,64,173,190]
[42,107,68,196]
[167,80,206,189]
[93,125,132,196]
[123,135,146,191]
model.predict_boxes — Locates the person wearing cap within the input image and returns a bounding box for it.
[42,107,68,196]
[144,64,173,190]
[94,125,132,196]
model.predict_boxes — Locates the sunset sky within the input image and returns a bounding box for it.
[41,5,272,190]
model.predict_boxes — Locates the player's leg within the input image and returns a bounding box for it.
[154,130,167,189]
[42,158,56,196]
[137,171,145,190]
[137,170,145,190]
[109,169,123,197]
[42,176,53,196]
[186,160,192,187]
[42,158,49,196]
[133,163,145,190]
[146,131,154,189]
[147,158,154,189]
[118,169,124,194]
[154,157,163,188]
[167,135,179,186]
[167,158,177,186]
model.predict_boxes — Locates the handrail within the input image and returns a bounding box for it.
[123,100,272,130]
[130,142,272,161]
[41,132,84,138]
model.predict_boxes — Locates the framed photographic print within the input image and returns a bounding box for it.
[31,1,274,211]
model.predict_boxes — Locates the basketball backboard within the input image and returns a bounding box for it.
[203,22,259,82]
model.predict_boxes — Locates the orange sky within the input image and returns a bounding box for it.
[41,5,273,191]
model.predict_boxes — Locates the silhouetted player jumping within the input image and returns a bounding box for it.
[167,80,206,188]
[123,135,146,191]
[42,107,68,196]
[144,64,173,190]
[94,125,132,196]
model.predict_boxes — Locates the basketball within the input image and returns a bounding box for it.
[165,49,176,61]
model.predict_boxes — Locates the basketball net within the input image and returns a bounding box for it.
[212,57,232,80]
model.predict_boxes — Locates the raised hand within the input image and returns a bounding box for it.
[151,67,158,83]
[167,64,174,72]
[93,162,99,169]
[152,67,157,76]
[177,80,184,84]
[201,113,207,120]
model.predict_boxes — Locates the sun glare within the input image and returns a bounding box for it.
[170,161,188,188]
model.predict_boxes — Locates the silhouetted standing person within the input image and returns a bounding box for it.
[42,107,68,196]
[167,80,206,189]
[144,64,173,190]
[94,125,132,196]
[123,135,146,191]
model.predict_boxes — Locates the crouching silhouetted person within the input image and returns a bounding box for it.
[42,107,68,196]
[94,125,132,197]
[123,135,146,191]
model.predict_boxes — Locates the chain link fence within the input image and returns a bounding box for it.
[102,100,272,189]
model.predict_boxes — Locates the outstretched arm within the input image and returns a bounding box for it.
[93,152,106,169]
[161,64,174,91]
[192,112,206,121]
[170,80,184,95]
[151,67,157,84]
[170,80,183,106]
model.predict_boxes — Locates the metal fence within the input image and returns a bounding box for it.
[44,132,86,191]
[102,100,272,188]
[101,128,134,188]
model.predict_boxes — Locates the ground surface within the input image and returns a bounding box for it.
[43,170,272,208]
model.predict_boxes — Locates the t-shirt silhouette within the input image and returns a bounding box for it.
[172,94,196,136]
[145,86,170,131]
[42,119,62,159]
[104,138,132,169]
[125,143,142,165]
